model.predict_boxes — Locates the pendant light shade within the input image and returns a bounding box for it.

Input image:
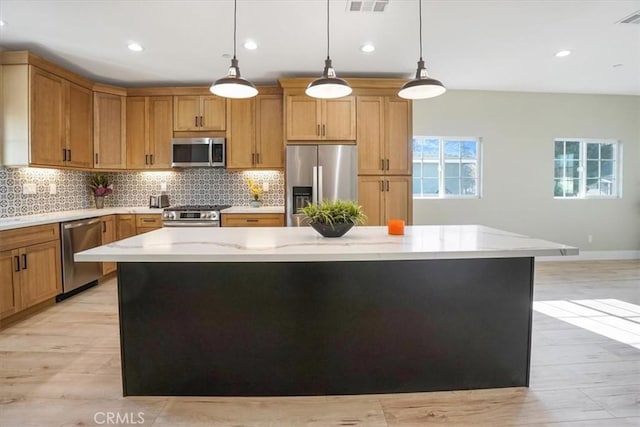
[306,0,352,99]
[210,0,258,99]
[398,0,445,100]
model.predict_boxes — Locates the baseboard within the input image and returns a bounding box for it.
[538,250,640,262]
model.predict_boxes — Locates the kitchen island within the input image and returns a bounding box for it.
[76,225,577,397]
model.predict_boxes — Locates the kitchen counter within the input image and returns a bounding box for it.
[75,224,577,263]
[78,224,576,397]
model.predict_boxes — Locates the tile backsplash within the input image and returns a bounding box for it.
[0,166,284,218]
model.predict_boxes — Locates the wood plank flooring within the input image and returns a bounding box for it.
[1,260,638,426]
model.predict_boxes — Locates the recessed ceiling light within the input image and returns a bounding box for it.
[612,63,623,68]
[222,53,232,59]
[555,50,571,58]
[361,43,375,53]
[243,40,258,50]
[127,42,144,52]
[0,19,6,26]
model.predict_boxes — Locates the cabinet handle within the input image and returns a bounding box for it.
[14,256,20,272]
[67,149,71,162]
[246,219,259,223]
[380,159,385,170]
[386,180,390,192]
[200,116,204,127]
[322,124,326,136]
[256,153,260,164]
[21,254,27,270]
[195,116,199,127]
[62,148,67,162]
[386,159,390,170]
[317,124,320,136]
[251,153,255,165]
[145,154,149,165]
[103,221,107,233]
[379,180,384,192]
[150,154,154,165]
[95,153,99,164]
[142,219,156,223]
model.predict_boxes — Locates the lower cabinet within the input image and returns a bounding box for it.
[0,224,61,321]
[222,213,285,227]
[358,176,412,226]
[136,214,162,234]
[101,215,117,275]
[116,215,137,240]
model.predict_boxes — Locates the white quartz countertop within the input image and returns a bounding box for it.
[75,225,578,263]
[221,206,285,214]
[0,207,164,231]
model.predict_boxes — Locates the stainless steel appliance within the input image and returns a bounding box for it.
[162,205,231,227]
[286,144,358,226]
[171,137,225,167]
[149,194,170,208]
[59,217,103,299]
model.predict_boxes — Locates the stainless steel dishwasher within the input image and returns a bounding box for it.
[59,217,103,299]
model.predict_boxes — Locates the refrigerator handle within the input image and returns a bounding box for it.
[312,166,318,204]
[318,166,323,203]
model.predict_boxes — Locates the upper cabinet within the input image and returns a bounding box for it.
[285,95,356,141]
[93,91,126,169]
[174,95,226,131]
[2,63,93,168]
[226,92,284,169]
[357,96,411,176]
[126,96,173,169]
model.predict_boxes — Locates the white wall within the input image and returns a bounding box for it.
[413,90,640,251]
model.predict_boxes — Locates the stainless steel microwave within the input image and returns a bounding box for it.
[171,137,225,168]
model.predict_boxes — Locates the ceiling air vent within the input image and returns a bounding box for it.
[617,10,640,24]
[347,0,389,13]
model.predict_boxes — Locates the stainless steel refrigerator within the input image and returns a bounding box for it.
[286,144,358,226]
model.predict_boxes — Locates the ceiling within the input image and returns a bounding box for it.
[1,0,639,95]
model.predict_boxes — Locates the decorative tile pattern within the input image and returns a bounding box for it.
[0,167,284,218]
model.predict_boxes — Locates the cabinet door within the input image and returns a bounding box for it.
[116,215,137,240]
[101,216,117,275]
[286,95,320,140]
[222,213,285,227]
[0,249,21,320]
[200,96,226,130]
[30,67,65,166]
[66,82,94,168]
[226,98,256,169]
[357,176,384,226]
[173,96,200,131]
[20,241,62,308]
[126,97,148,169]
[385,97,411,175]
[136,214,162,230]
[148,96,173,169]
[324,97,356,140]
[385,176,412,225]
[256,95,284,168]
[357,96,384,175]
[94,93,126,169]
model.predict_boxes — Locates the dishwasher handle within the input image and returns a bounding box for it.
[63,217,101,229]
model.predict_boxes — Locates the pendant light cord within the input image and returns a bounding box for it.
[419,0,423,61]
[233,0,237,59]
[326,0,330,59]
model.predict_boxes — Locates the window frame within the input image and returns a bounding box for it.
[412,136,482,199]
[553,138,622,200]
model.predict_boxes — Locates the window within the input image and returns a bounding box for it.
[554,139,620,198]
[412,137,480,198]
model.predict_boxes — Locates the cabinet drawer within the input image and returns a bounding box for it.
[136,214,162,228]
[222,213,285,227]
[0,223,60,252]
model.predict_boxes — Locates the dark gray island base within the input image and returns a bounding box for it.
[117,257,534,396]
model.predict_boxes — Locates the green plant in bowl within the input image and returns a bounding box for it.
[299,200,366,237]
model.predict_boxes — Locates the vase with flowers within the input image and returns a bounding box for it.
[247,178,263,207]
[89,173,113,209]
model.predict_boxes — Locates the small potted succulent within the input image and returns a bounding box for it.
[89,173,113,209]
[299,200,366,237]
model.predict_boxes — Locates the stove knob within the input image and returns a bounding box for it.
[202,212,210,219]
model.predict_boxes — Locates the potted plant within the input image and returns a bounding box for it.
[299,200,366,237]
[247,178,263,207]
[89,173,113,209]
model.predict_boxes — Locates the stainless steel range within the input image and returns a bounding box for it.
[162,205,231,227]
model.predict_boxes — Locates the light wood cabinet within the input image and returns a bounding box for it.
[358,176,412,226]
[126,96,172,169]
[100,215,117,276]
[357,96,411,175]
[29,67,65,166]
[0,223,61,321]
[66,82,94,168]
[174,95,226,131]
[227,94,283,169]
[222,213,285,227]
[286,95,355,141]
[94,92,126,169]
[116,215,137,241]
[136,214,162,234]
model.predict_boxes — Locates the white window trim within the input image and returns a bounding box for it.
[554,138,622,200]
[413,136,482,199]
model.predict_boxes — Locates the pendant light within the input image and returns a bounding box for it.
[210,0,258,99]
[398,0,446,100]
[305,0,352,99]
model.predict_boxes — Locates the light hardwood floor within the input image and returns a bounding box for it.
[1,260,638,426]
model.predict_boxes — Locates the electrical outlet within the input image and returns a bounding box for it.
[262,182,269,192]
[160,182,167,191]
[49,183,57,195]
[23,183,36,194]
[588,234,593,243]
